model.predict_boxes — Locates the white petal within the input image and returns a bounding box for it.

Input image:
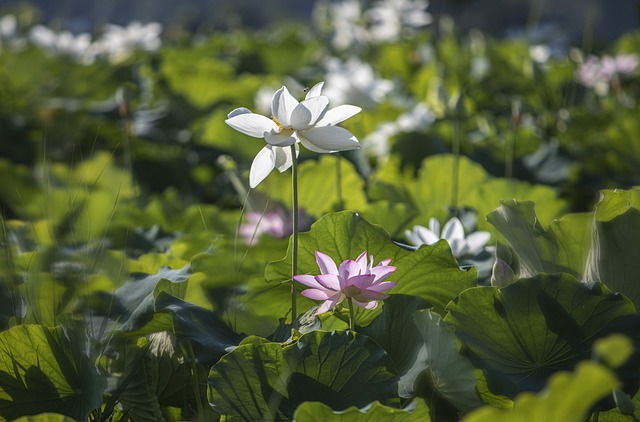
[225,113,278,138]
[305,81,324,99]
[414,226,440,245]
[465,231,491,255]
[273,144,298,172]
[227,107,252,118]
[442,218,465,243]
[316,105,362,126]
[428,218,441,237]
[299,96,329,127]
[405,229,422,246]
[298,126,360,152]
[264,129,296,146]
[271,86,298,127]
[249,147,275,188]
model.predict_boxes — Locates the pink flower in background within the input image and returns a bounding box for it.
[577,54,639,94]
[240,209,313,245]
[294,250,397,314]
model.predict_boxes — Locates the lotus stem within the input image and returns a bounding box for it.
[291,144,299,323]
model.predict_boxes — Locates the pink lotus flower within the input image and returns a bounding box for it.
[294,250,397,315]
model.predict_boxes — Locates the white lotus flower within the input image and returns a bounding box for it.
[225,81,362,188]
[405,217,491,258]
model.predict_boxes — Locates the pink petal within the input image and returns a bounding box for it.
[378,258,392,266]
[301,288,332,301]
[355,250,368,273]
[316,294,344,314]
[352,298,379,310]
[355,290,390,301]
[369,266,397,283]
[293,274,324,289]
[339,260,362,282]
[315,274,341,291]
[367,281,397,293]
[315,250,338,275]
[348,274,376,290]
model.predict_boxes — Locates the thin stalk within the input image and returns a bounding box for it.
[451,118,461,209]
[348,298,355,331]
[506,100,520,179]
[290,145,299,323]
[335,153,343,210]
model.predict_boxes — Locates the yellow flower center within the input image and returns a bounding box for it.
[272,116,284,130]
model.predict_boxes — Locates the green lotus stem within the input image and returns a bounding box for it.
[348,299,355,331]
[451,118,461,209]
[335,153,343,210]
[291,144,299,323]
[506,99,520,179]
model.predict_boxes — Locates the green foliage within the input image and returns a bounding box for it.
[445,274,636,398]
[293,400,431,421]
[208,330,399,420]
[266,211,477,322]
[463,362,619,422]
[0,323,107,421]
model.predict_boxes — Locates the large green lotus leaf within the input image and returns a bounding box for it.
[487,200,591,280]
[266,211,477,320]
[293,399,431,421]
[444,273,636,398]
[584,188,640,310]
[410,154,490,216]
[12,414,78,421]
[161,45,264,108]
[257,155,368,218]
[153,293,244,366]
[208,330,399,420]
[361,295,481,413]
[118,332,212,422]
[359,295,430,397]
[463,362,619,422]
[411,309,483,413]
[467,178,567,232]
[360,200,417,238]
[0,324,107,421]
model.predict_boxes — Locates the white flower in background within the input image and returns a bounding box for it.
[577,54,639,95]
[0,15,17,38]
[29,25,95,63]
[366,0,432,43]
[313,0,369,50]
[363,122,396,160]
[506,24,568,64]
[225,81,362,187]
[363,102,434,161]
[323,58,393,108]
[94,21,162,63]
[405,217,491,258]
[396,102,435,132]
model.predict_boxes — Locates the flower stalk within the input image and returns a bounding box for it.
[348,299,355,331]
[290,144,299,322]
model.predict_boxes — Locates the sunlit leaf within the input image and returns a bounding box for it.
[463,362,619,422]
[445,274,636,397]
[208,330,399,420]
[293,399,431,421]
[0,323,107,421]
